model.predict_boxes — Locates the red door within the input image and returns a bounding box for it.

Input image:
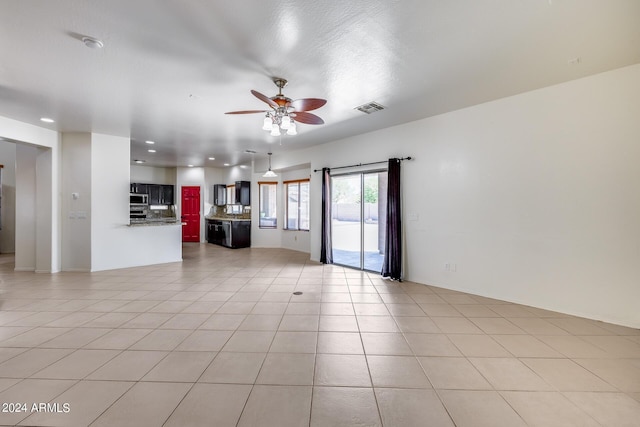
[181,186,200,242]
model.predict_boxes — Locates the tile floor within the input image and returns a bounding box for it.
[0,244,638,426]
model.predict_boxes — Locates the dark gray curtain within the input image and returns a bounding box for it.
[382,158,402,280]
[320,167,333,264]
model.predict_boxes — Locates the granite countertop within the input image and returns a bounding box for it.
[128,219,182,227]
[205,216,251,222]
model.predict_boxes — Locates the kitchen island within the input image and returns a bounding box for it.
[205,217,251,248]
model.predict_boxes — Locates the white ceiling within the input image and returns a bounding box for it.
[1,1,638,168]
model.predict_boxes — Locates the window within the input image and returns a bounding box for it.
[258,182,277,228]
[225,185,235,204]
[284,179,310,231]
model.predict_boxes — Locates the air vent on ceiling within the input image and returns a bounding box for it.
[244,149,257,154]
[354,101,385,114]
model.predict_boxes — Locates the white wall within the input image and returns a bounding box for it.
[271,64,640,328]
[61,133,92,271]
[0,142,16,253]
[14,144,37,271]
[130,164,176,185]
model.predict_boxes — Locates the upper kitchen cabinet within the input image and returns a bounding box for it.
[131,183,175,205]
[213,184,226,206]
[235,181,251,206]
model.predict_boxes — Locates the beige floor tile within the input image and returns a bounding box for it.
[375,388,454,427]
[198,314,246,330]
[353,303,390,316]
[509,317,571,335]
[448,334,512,357]
[90,381,191,427]
[0,348,27,365]
[164,383,252,427]
[251,302,288,315]
[278,315,319,331]
[19,380,134,427]
[7,312,70,327]
[37,328,110,349]
[121,312,173,329]
[469,357,553,391]
[0,326,32,342]
[45,312,105,327]
[181,301,224,313]
[629,392,640,403]
[200,352,266,384]
[270,331,317,353]
[367,355,432,388]
[175,330,233,351]
[0,379,76,425]
[0,348,74,378]
[238,314,283,331]
[159,313,209,329]
[404,333,463,356]
[522,358,617,391]
[142,351,216,382]
[411,294,447,304]
[285,302,321,315]
[350,293,382,303]
[574,358,640,392]
[439,390,527,427]
[321,292,352,303]
[581,335,640,357]
[83,328,151,350]
[547,318,613,335]
[315,354,371,386]
[419,303,462,317]
[564,392,640,427]
[386,303,426,316]
[469,317,525,334]
[486,305,536,318]
[114,300,161,312]
[81,312,137,328]
[87,350,167,381]
[256,353,315,385]
[536,335,611,358]
[238,385,312,427]
[0,378,20,393]
[501,391,599,427]
[221,330,275,352]
[320,303,355,315]
[317,332,364,354]
[318,315,359,332]
[129,329,191,351]
[32,349,119,379]
[361,333,413,355]
[0,327,71,347]
[394,316,440,333]
[491,334,563,357]
[432,317,483,334]
[216,301,256,314]
[310,386,381,427]
[452,304,500,318]
[357,316,399,332]
[419,357,491,390]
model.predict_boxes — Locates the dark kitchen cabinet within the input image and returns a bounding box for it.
[207,219,250,248]
[131,183,174,205]
[213,184,226,206]
[235,181,251,206]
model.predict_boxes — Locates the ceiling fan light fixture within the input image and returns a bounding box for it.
[280,115,291,129]
[262,116,272,130]
[270,123,281,136]
[286,121,297,135]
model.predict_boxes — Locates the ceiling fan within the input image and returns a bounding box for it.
[225,78,326,136]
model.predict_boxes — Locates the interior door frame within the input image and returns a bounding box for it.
[331,168,387,272]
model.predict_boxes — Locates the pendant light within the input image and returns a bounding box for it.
[263,152,277,178]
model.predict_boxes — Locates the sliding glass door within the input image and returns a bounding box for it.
[331,170,387,271]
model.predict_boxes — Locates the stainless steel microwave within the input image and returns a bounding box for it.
[130,193,148,204]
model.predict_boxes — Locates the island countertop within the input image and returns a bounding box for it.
[205,216,251,222]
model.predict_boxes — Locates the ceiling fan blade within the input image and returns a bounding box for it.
[290,98,327,112]
[293,111,325,125]
[225,110,269,114]
[251,90,278,109]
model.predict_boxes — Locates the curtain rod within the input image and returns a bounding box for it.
[313,157,412,173]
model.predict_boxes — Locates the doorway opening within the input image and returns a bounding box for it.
[331,170,387,272]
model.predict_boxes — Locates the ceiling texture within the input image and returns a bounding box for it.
[1,0,639,167]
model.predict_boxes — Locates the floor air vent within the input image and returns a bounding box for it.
[354,101,385,114]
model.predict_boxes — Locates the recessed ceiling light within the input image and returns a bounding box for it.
[208,157,215,160]
[145,140,155,144]
[134,160,146,164]
[223,163,230,166]
[188,164,194,168]
[240,165,248,169]
[40,117,55,123]
[82,36,104,49]
[148,149,156,153]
